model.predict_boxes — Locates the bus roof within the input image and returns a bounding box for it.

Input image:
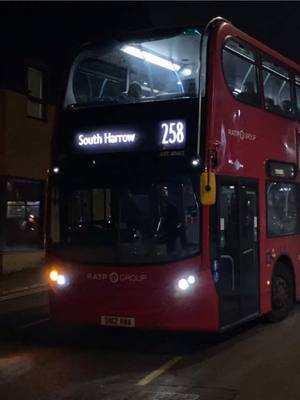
[78,17,300,75]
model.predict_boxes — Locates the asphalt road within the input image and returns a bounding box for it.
[0,297,300,400]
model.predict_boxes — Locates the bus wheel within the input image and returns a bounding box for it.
[267,262,294,322]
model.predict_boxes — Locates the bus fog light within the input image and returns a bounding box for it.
[57,274,67,286]
[178,278,189,291]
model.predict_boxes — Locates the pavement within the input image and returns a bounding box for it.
[0,267,48,319]
[0,267,47,301]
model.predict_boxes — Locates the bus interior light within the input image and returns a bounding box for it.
[181,67,192,77]
[53,167,60,174]
[121,45,181,72]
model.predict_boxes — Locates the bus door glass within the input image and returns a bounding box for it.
[212,180,259,327]
[239,185,259,318]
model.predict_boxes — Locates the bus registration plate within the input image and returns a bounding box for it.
[101,316,135,328]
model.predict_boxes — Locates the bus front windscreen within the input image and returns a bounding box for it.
[64,29,202,108]
[50,175,200,264]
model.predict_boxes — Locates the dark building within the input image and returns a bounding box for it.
[1,1,297,274]
[0,2,150,274]
[0,50,55,273]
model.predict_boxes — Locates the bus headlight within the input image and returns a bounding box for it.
[187,275,196,285]
[177,275,196,291]
[57,274,67,286]
[178,278,189,291]
[49,268,68,287]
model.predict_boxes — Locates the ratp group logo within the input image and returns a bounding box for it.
[109,272,119,283]
[228,128,256,141]
[87,272,147,284]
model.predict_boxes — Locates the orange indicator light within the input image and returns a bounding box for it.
[49,270,58,282]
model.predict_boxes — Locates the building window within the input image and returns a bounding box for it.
[6,179,44,248]
[267,182,300,236]
[222,39,260,107]
[27,66,46,120]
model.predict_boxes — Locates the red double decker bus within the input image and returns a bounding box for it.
[47,17,300,331]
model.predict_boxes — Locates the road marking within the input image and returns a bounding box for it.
[0,285,47,302]
[136,356,182,386]
[0,283,46,295]
[21,317,50,329]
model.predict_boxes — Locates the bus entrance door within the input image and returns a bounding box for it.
[213,180,259,328]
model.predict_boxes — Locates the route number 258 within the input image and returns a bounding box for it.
[160,121,185,145]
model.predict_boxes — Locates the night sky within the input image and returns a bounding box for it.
[2,2,300,87]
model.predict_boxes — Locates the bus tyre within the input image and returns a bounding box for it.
[267,262,294,322]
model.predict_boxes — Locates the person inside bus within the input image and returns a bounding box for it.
[127,81,142,100]
[119,81,143,103]
[182,79,196,97]
[238,81,259,106]
[157,186,185,253]
[120,190,143,241]
[281,99,293,116]
[265,97,282,114]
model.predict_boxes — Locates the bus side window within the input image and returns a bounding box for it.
[267,182,300,236]
[262,59,294,118]
[222,38,260,107]
[295,76,300,120]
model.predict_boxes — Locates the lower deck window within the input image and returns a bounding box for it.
[267,181,300,236]
[50,174,201,264]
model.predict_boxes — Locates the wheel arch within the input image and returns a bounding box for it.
[273,254,296,301]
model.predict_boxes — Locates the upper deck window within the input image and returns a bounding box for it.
[222,38,260,107]
[262,58,294,118]
[64,29,202,108]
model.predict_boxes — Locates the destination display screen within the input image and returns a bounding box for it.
[74,119,186,154]
[266,160,296,179]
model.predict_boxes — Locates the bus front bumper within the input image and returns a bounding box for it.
[48,268,219,332]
